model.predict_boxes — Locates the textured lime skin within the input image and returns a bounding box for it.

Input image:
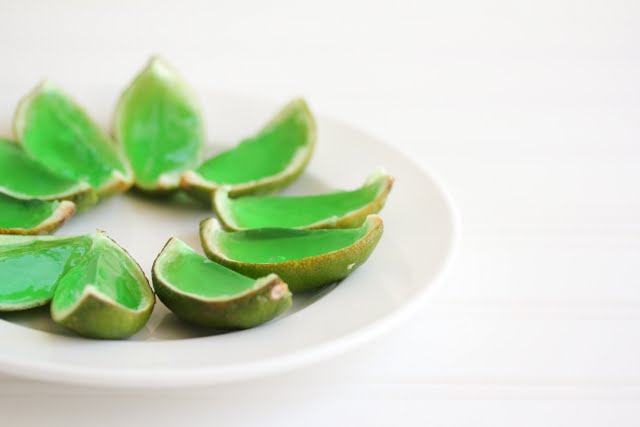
[213,171,394,231]
[51,288,154,339]
[0,199,76,235]
[180,98,316,203]
[201,215,384,293]
[152,238,292,330]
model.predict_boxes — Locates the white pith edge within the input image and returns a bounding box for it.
[200,215,383,266]
[153,238,282,303]
[214,168,393,231]
[113,55,206,190]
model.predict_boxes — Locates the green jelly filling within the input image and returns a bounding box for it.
[228,180,383,228]
[116,59,203,188]
[52,239,145,312]
[0,193,61,229]
[0,237,91,308]
[19,84,126,189]
[215,226,368,264]
[0,140,83,198]
[161,241,256,298]
[195,105,310,184]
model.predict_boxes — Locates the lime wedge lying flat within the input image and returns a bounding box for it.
[0,193,75,235]
[181,98,316,201]
[0,235,92,311]
[214,170,393,231]
[152,238,291,329]
[114,56,204,192]
[200,215,384,293]
[0,138,93,203]
[13,82,132,198]
[50,232,155,339]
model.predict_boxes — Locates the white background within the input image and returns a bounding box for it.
[1,0,639,425]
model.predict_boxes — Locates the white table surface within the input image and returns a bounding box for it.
[1,1,639,425]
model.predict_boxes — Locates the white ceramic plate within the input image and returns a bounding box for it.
[0,89,459,387]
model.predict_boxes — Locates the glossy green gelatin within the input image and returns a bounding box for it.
[0,235,92,311]
[114,56,204,191]
[50,233,155,339]
[14,82,131,197]
[0,139,91,201]
[0,194,75,235]
[200,215,384,293]
[152,238,292,329]
[181,98,316,199]
[216,227,368,264]
[215,170,393,230]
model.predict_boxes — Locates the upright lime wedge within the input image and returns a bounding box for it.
[0,234,92,311]
[152,238,291,329]
[0,193,75,235]
[0,138,93,204]
[214,170,393,231]
[181,98,316,201]
[13,82,132,198]
[114,56,204,192]
[50,232,155,339]
[200,215,384,292]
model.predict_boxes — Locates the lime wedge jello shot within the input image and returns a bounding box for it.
[200,215,384,293]
[0,193,75,235]
[0,138,93,204]
[214,170,393,231]
[50,232,155,339]
[114,56,204,193]
[152,238,291,330]
[181,98,316,201]
[13,82,132,199]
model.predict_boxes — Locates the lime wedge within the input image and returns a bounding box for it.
[0,138,93,204]
[114,56,204,192]
[200,215,384,292]
[13,82,132,198]
[214,169,393,231]
[0,235,92,311]
[50,232,155,339]
[0,193,75,235]
[152,238,291,329]
[181,98,316,201]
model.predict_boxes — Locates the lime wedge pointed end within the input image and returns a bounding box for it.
[152,238,292,330]
[181,97,316,202]
[114,56,205,193]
